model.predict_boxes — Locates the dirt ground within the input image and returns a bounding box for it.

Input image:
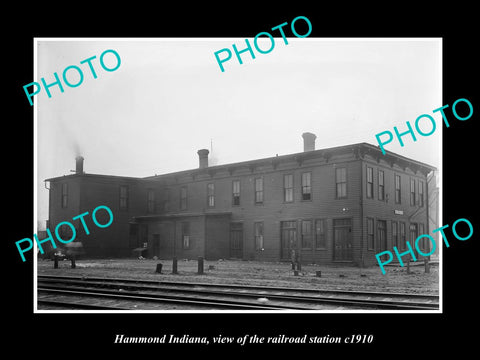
[36,257,439,295]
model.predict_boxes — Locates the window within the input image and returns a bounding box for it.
[419,181,424,207]
[61,183,68,208]
[180,186,187,210]
[301,220,312,249]
[400,222,406,250]
[409,223,417,237]
[120,185,128,210]
[284,174,293,202]
[419,223,425,236]
[410,179,416,206]
[335,167,347,198]
[163,189,170,212]
[207,183,215,207]
[366,166,373,198]
[409,223,418,256]
[367,218,374,250]
[232,180,240,206]
[418,223,427,253]
[255,177,263,204]
[395,175,401,204]
[301,172,312,200]
[392,221,398,248]
[315,219,326,249]
[378,170,385,201]
[147,189,155,213]
[181,222,190,249]
[254,222,264,250]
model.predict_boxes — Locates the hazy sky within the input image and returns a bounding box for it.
[35,38,442,227]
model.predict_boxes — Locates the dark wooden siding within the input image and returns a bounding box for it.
[46,145,435,265]
[156,155,363,264]
[361,155,430,265]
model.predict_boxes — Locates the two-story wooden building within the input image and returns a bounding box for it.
[45,133,436,266]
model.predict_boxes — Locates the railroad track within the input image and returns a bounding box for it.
[37,274,440,311]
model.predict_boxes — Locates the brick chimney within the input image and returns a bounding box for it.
[302,132,317,152]
[75,156,84,174]
[197,149,209,169]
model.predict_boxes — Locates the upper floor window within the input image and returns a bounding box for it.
[366,166,373,198]
[284,174,293,203]
[378,170,385,201]
[207,183,215,207]
[255,177,263,204]
[120,185,128,210]
[180,186,187,210]
[61,183,68,208]
[163,189,170,212]
[395,175,401,204]
[419,181,424,207]
[335,167,347,198]
[301,172,312,201]
[232,180,240,206]
[410,178,416,206]
[147,189,155,213]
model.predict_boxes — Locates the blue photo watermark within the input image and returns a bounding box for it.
[23,49,121,106]
[16,205,114,262]
[213,16,312,73]
[376,217,473,274]
[375,98,473,154]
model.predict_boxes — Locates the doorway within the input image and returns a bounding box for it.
[376,220,387,253]
[333,218,352,261]
[281,221,297,260]
[230,223,243,259]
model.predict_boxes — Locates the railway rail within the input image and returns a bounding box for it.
[37,274,439,311]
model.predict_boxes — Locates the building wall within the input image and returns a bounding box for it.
[144,216,206,259]
[46,178,82,256]
[139,214,231,260]
[48,178,81,226]
[205,215,231,260]
[78,176,146,257]
[48,175,148,258]
[47,144,436,265]
[360,155,430,265]
[153,154,364,264]
[427,171,440,258]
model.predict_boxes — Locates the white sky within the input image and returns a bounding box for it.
[35,38,442,228]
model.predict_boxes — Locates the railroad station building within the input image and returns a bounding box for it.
[45,133,437,266]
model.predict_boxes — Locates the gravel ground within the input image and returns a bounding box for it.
[37,258,439,295]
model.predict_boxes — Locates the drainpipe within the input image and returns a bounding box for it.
[359,159,364,267]
[425,172,431,258]
[175,220,178,258]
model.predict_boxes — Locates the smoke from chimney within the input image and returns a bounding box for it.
[73,141,82,157]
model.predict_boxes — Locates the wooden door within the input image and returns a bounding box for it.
[281,221,297,260]
[333,219,352,261]
[230,223,243,259]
